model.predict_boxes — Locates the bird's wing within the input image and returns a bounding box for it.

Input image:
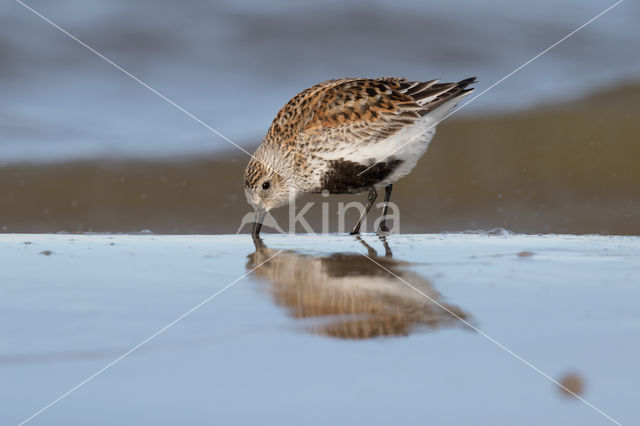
[264,77,476,154]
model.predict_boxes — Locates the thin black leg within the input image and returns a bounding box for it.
[377,184,393,235]
[350,187,377,235]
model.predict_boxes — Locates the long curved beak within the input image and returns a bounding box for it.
[252,207,266,236]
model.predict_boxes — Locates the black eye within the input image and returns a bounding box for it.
[262,181,271,190]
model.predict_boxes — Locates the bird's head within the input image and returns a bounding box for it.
[244,146,299,235]
[244,160,291,210]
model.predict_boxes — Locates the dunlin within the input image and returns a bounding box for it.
[244,77,476,235]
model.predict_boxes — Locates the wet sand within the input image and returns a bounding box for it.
[1,233,639,425]
[1,84,639,235]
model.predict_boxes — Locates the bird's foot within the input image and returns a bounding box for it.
[349,222,362,235]
[376,223,391,237]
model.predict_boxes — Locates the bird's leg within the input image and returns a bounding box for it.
[350,187,377,235]
[354,235,378,257]
[378,235,393,258]
[377,184,393,235]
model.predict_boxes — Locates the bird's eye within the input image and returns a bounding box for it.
[262,181,271,190]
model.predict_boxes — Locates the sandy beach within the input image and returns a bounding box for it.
[2,84,638,235]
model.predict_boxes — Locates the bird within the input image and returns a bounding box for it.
[244,76,476,236]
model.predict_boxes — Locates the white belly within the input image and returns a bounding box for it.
[311,96,461,191]
[324,117,437,188]
[374,123,436,187]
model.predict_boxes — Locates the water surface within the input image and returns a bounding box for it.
[1,233,638,425]
[2,0,639,161]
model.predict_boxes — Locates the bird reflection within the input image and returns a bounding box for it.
[247,236,469,339]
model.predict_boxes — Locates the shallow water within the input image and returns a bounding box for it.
[2,0,639,161]
[1,233,639,425]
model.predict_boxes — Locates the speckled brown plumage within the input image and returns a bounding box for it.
[244,76,476,221]
[262,77,475,153]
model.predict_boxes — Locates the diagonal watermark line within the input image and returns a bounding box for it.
[357,0,625,177]
[361,252,622,426]
[15,0,259,162]
[18,249,283,426]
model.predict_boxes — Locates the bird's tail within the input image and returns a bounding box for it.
[415,76,477,120]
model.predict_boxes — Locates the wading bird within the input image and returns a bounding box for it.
[244,77,476,236]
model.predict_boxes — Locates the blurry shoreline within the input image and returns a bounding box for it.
[4,0,639,163]
[1,83,639,235]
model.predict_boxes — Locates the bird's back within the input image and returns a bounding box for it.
[265,77,475,145]
[263,77,476,193]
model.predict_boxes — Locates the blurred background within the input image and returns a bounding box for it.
[1,0,639,234]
